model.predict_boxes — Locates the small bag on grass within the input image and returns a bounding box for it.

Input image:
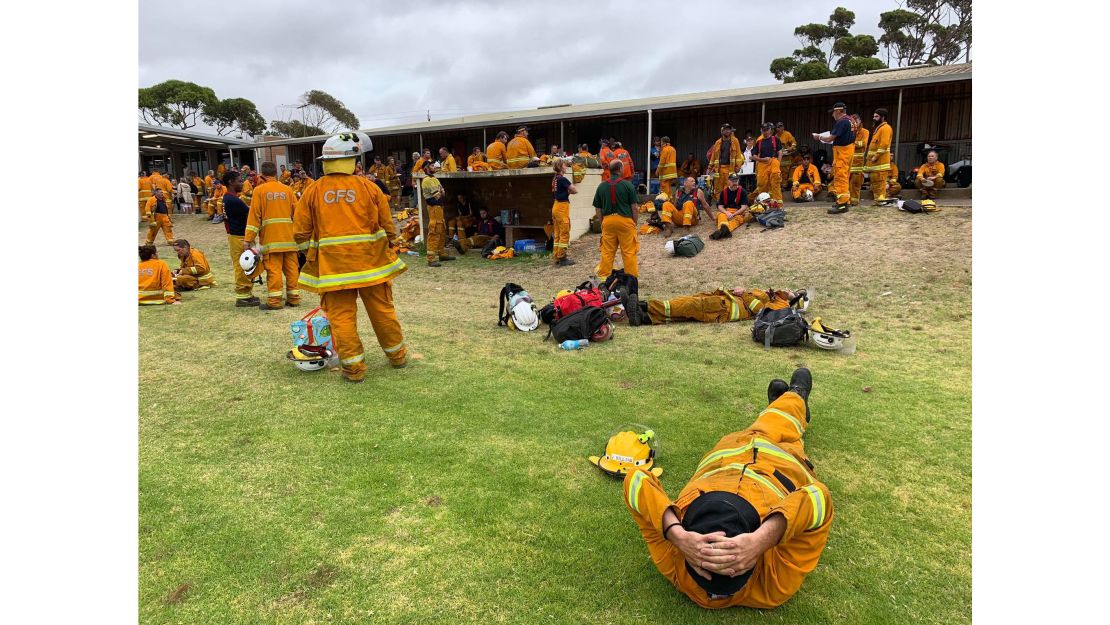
[547,306,610,342]
[751,306,809,350]
[672,234,704,257]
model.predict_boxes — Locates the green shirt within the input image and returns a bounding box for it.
[592,179,637,218]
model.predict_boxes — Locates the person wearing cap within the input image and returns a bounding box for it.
[137,170,152,219]
[710,173,751,240]
[368,155,388,182]
[813,102,855,213]
[550,159,578,266]
[419,162,456,267]
[753,123,783,203]
[914,150,946,199]
[707,124,743,200]
[506,126,538,169]
[592,159,640,282]
[791,154,823,202]
[656,136,678,197]
[866,108,895,205]
[479,132,504,171]
[623,368,832,609]
[294,132,409,379]
[640,288,800,325]
[774,122,798,191]
[847,114,870,206]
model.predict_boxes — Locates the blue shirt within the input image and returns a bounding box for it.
[755,135,780,159]
[831,117,854,147]
[223,194,250,236]
[552,175,572,201]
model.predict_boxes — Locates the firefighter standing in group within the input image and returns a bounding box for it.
[294,132,409,381]
[814,102,855,214]
[245,161,301,310]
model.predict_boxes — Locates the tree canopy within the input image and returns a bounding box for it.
[138,80,217,129]
[201,98,267,137]
[770,2,971,83]
[878,0,972,67]
[299,90,360,134]
[269,120,327,138]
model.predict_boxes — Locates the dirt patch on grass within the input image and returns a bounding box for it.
[163,582,191,605]
[425,495,443,507]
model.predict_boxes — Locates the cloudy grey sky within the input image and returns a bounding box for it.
[140,0,899,134]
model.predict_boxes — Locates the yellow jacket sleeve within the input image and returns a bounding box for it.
[160,262,175,303]
[623,469,683,582]
[293,184,315,251]
[791,165,802,184]
[767,482,832,541]
[245,191,264,245]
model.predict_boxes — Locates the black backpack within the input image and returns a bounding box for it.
[498,282,526,326]
[602,270,642,326]
[751,306,809,349]
[547,306,609,342]
[899,199,924,213]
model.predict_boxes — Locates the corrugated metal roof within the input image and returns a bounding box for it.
[254,63,970,147]
[138,123,253,146]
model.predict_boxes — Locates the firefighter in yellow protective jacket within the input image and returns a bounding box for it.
[506,126,538,169]
[245,161,301,310]
[707,124,743,199]
[144,188,175,245]
[294,133,409,381]
[866,108,894,205]
[138,171,153,219]
[814,102,855,214]
[438,147,458,173]
[420,163,456,267]
[774,122,797,192]
[623,368,831,609]
[656,136,678,197]
[486,132,509,170]
[385,156,402,209]
[847,114,869,206]
[753,123,783,202]
[171,240,215,291]
[915,151,946,199]
[643,288,800,324]
[138,244,178,305]
[791,155,823,202]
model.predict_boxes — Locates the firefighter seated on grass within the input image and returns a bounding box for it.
[623,368,832,609]
[171,240,215,292]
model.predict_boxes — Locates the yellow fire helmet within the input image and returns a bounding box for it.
[589,429,662,478]
[556,289,574,299]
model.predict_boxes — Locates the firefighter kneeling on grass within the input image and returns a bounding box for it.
[623,368,832,609]
[294,132,409,381]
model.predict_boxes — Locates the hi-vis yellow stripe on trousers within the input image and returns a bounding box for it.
[803,484,827,529]
[627,471,647,513]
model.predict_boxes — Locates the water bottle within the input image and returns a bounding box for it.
[560,339,589,350]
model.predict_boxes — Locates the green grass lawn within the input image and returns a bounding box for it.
[139,205,971,624]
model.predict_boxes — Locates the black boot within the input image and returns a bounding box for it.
[789,367,813,422]
[767,379,788,404]
[638,300,651,324]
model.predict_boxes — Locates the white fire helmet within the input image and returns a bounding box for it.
[286,344,335,372]
[756,192,771,204]
[664,240,675,255]
[808,317,851,350]
[239,249,260,274]
[318,132,373,160]
[803,189,814,201]
[508,301,539,332]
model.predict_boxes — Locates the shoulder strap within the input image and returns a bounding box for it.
[498,286,510,326]
[608,181,617,207]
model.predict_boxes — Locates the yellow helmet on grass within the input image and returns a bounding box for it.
[589,429,662,478]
